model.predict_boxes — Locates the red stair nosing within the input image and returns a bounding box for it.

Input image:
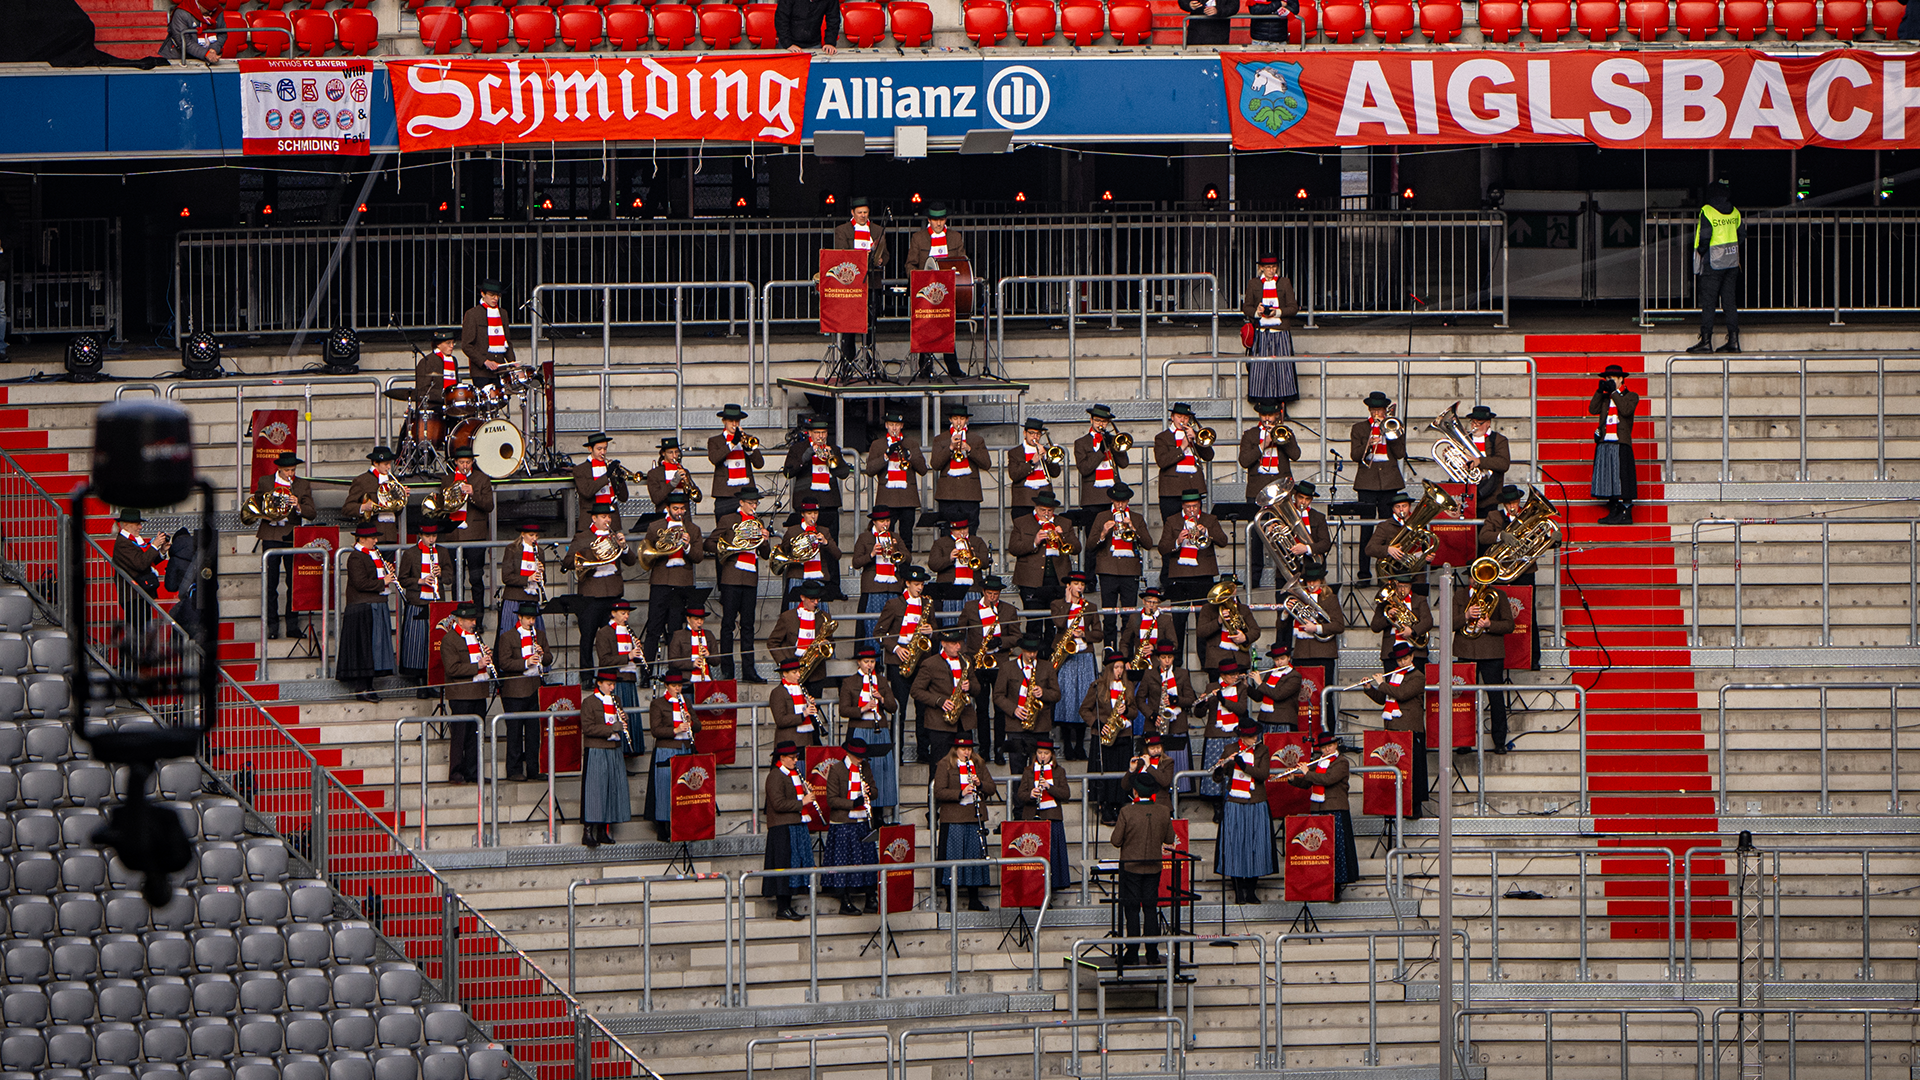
[1588,734,1706,752]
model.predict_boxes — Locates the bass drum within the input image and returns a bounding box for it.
[447,417,526,479]
[937,256,976,316]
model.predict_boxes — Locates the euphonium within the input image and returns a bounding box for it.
[638,524,689,571]
[1205,580,1247,641]
[1280,577,1334,641]
[1374,583,1430,649]
[352,478,409,523]
[1428,401,1488,486]
[1250,478,1307,582]
[573,531,629,575]
[1477,486,1562,583]
[1374,480,1459,579]
[240,489,299,526]
[716,517,767,557]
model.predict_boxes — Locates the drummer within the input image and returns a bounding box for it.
[415,331,460,409]
[440,444,497,617]
[460,278,517,388]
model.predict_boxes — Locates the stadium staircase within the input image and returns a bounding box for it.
[76,0,171,59]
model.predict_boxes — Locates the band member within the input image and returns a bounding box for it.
[1010,494,1078,648]
[396,521,445,698]
[768,579,836,698]
[643,437,695,530]
[346,446,402,545]
[1090,483,1146,642]
[440,445,496,611]
[831,197,889,370]
[337,524,396,702]
[1012,738,1073,891]
[1455,580,1516,753]
[1080,650,1137,825]
[253,451,315,640]
[1196,574,1260,678]
[1246,641,1301,732]
[1351,391,1409,579]
[964,575,1021,763]
[877,566,935,758]
[640,491,703,668]
[1135,733,1178,794]
[707,485,770,683]
[581,669,632,848]
[1591,364,1641,525]
[1364,639,1426,816]
[777,500,844,607]
[415,333,460,409]
[1047,575,1099,761]
[1008,418,1061,520]
[1478,484,1525,558]
[459,278,516,387]
[1110,771,1175,966]
[822,737,880,915]
[1288,559,1345,689]
[1365,489,1427,578]
[666,605,719,692]
[595,601,643,773]
[1075,405,1133,566]
[1133,641,1195,788]
[994,635,1061,778]
[1461,405,1511,514]
[1123,588,1177,673]
[1157,491,1228,664]
[864,411,928,552]
[763,740,819,921]
[1271,480,1334,588]
[439,602,490,785]
[1239,400,1301,589]
[570,501,637,685]
[1195,660,1251,818]
[1212,719,1275,904]
[906,203,968,379]
[707,404,766,519]
[646,669,700,841]
[1370,573,1433,670]
[1242,254,1300,402]
[1286,730,1358,896]
[911,628,975,765]
[929,510,991,617]
[1154,402,1214,523]
[786,419,852,549]
[573,432,629,533]
[839,647,900,820]
[932,404,990,534]
[770,657,823,749]
[499,518,552,636]
[931,736,998,910]
[851,506,904,652]
[494,604,549,783]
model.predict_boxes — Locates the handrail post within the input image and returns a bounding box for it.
[441,885,460,1002]
[310,760,328,879]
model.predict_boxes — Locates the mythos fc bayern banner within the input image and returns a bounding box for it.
[1225,50,1920,151]
[390,55,810,151]
[240,59,374,155]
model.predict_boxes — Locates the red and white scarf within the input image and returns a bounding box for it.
[1258,664,1293,716]
[724,435,749,486]
[945,425,970,477]
[613,624,635,666]
[1370,418,1389,462]
[897,596,924,646]
[517,625,539,666]
[973,598,996,639]
[1172,426,1197,473]
[1472,430,1487,454]
[1603,398,1620,442]
[1217,605,1240,654]
[950,538,975,587]
[870,527,896,584]
[809,443,832,490]
[956,754,977,803]
[784,683,812,734]
[518,541,539,582]
[1106,678,1128,715]
[1214,683,1241,732]
[733,513,758,573]
[945,654,966,688]
[364,544,386,582]
[1177,511,1202,567]
[1021,442,1048,489]
[927,225,948,260]
[1308,754,1335,803]
[594,690,621,737]
[884,436,909,488]
[1063,599,1086,654]
[796,608,818,648]
[1259,426,1283,473]
[1091,428,1115,488]
[1109,508,1136,558]
[1160,665,1180,708]
[458,629,485,682]
[687,631,709,682]
[1227,746,1257,800]
[1030,759,1056,810]
[782,764,816,823]
[589,456,612,501]
[1259,277,1282,327]
[1137,616,1160,653]
[800,525,824,579]
[845,755,868,819]
[484,304,507,353]
[856,671,882,715]
[1382,668,1408,725]
[1039,515,1062,558]
[851,221,872,251]
[416,543,439,600]
[440,348,458,390]
[667,691,692,740]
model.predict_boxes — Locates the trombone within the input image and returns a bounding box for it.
[1040,434,1065,475]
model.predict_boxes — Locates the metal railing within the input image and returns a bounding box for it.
[1687,516,1919,648]
[746,1030,894,1080]
[1276,929,1473,1071]
[393,715,488,850]
[567,873,736,1008]
[1456,1007,1706,1080]
[9,218,121,339]
[1643,209,1920,323]
[1715,683,1913,815]
[1707,1007,1920,1079]
[258,544,333,677]
[486,712,564,845]
[994,273,1221,400]
[899,1016,1188,1080]
[1680,845,1920,983]
[1068,934,1265,1064]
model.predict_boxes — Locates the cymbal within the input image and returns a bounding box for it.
[383,388,417,402]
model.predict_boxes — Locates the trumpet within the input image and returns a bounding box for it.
[1176,523,1215,551]
[952,536,985,573]
[1038,519,1078,556]
[1110,512,1141,547]
[1382,404,1403,440]
[607,460,643,487]
[1262,420,1295,447]
[670,466,704,504]
[738,432,761,453]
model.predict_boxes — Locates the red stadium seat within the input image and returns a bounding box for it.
[1476,0,1522,36]
[1061,0,1105,41]
[465,5,512,49]
[652,4,697,46]
[965,0,1009,42]
[699,4,742,45]
[1108,0,1153,40]
[1623,0,1667,35]
[512,5,558,48]
[1575,0,1619,35]
[246,10,294,55]
[1370,2,1414,39]
[1011,0,1057,42]
[1771,0,1814,34]
[889,1,934,43]
[744,2,778,44]
[1321,1,1364,39]
[1674,0,1719,36]
[1527,0,1571,38]
[1721,0,1765,36]
[413,7,461,51]
[1823,0,1867,36]
[558,5,604,46]
[289,8,335,54]
[1872,0,1905,34]
[1288,0,1317,41]
[334,8,380,52]
[842,1,886,43]
[217,10,248,56]
[604,3,648,46]
[1419,1,1462,42]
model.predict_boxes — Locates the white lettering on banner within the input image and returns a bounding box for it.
[1808,57,1872,141]
[552,69,614,122]
[509,62,544,134]
[1450,58,1517,135]
[1335,61,1407,136]
[1410,59,1438,134]
[404,64,474,137]
[478,74,507,124]
[1662,59,1726,140]
[1528,59,1584,136]
[1887,59,1920,141]
[760,69,801,137]
[1590,58,1652,140]
[815,78,976,121]
[645,58,679,120]
[714,69,749,120]
[1730,60,1802,139]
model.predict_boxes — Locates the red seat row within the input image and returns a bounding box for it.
[1308,0,1900,40]
[216,8,380,55]
[208,0,374,9]
[965,0,1156,44]
[418,1,934,50]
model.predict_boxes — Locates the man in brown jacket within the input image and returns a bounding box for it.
[1364,639,1426,817]
[493,605,550,782]
[1239,400,1301,589]
[994,636,1061,777]
[569,501,637,686]
[1009,494,1078,645]
[1073,405,1133,565]
[1264,479,1333,590]
[929,511,992,617]
[1109,771,1175,964]
[1089,483,1148,642]
[415,333,460,409]
[1288,559,1345,690]
[707,403,767,519]
[768,580,837,696]
[768,656,823,749]
[1369,573,1433,670]
[1011,737,1073,891]
[344,446,402,545]
[1122,589,1177,674]
[877,566,935,755]
[439,445,497,614]
[1158,491,1229,663]
[830,197,889,372]
[572,432,629,533]
[931,404,991,533]
[1007,418,1061,519]
[958,574,1019,761]
[1351,391,1409,580]
[851,506,905,654]
[784,418,853,546]
[777,500,844,607]
[912,629,975,764]
[1366,489,1433,582]
[640,491,703,671]
[1195,574,1260,678]
[252,451,316,640]
[1460,405,1511,515]
[642,437,696,530]
[930,736,998,909]
[1153,402,1214,523]
[458,279,515,387]
[863,411,928,551]
[1455,583,1516,753]
[707,485,771,683]
[439,603,491,784]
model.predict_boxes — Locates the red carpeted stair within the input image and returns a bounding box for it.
[77,0,169,60]
[1528,334,1729,942]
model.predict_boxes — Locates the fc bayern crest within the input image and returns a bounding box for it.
[1237,61,1307,137]
[1290,826,1329,852]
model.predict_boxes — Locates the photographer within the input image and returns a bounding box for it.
[1588,364,1640,525]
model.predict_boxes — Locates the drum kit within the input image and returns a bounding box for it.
[390,365,537,479]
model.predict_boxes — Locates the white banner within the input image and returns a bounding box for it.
[240,58,374,156]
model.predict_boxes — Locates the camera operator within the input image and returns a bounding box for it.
[1588,364,1640,525]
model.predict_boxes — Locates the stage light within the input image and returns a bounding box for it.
[1203,186,1219,209]
[911,192,923,204]
[1295,187,1310,200]
[1401,186,1416,200]
[736,196,748,208]
[64,335,104,383]
[632,197,644,208]
[438,201,449,212]
[357,203,368,213]
[322,326,361,375]
[823,192,837,207]
[180,331,223,380]
[541,197,554,210]
[1015,191,1027,202]
[1101,190,1113,201]
[179,207,190,219]
[261,204,273,216]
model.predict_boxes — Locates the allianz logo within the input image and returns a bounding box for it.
[813,65,1051,130]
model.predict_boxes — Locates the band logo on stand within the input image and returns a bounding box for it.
[670,754,717,843]
[819,250,869,334]
[909,270,957,356]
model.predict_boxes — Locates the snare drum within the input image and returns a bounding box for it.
[497,365,534,396]
[445,383,480,421]
[478,382,507,414]
[409,406,444,445]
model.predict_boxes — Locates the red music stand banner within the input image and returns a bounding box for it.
[818,249,869,334]
[1000,820,1050,908]
[249,409,298,491]
[669,753,717,842]
[1296,665,1326,735]
[424,600,457,687]
[879,824,915,914]
[1363,730,1415,817]
[537,685,582,774]
[803,746,834,832]
[1157,816,1192,903]
[1264,732,1313,818]
[1283,813,1337,903]
[290,525,336,614]
[1424,662,1477,749]
[909,269,957,355]
[1431,521,1476,570]
[1504,585,1535,671]
[692,679,738,765]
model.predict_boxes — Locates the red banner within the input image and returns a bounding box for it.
[803,746,834,833]
[1432,521,1476,570]
[879,823,915,913]
[1296,665,1325,736]
[692,679,738,765]
[1425,662,1477,749]
[1001,820,1050,908]
[249,409,298,492]
[908,269,957,355]
[290,525,336,614]
[1363,730,1414,817]
[1157,816,1192,903]
[1224,50,1920,151]
[1283,813,1337,903]
[538,685,583,774]
[1264,732,1313,818]
[818,249,869,334]
[425,600,457,687]
[389,55,809,151]
[1505,585,1534,672]
[670,753,717,842]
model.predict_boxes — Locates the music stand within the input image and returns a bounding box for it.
[998,908,1034,951]
[1287,903,1322,936]
[664,842,697,875]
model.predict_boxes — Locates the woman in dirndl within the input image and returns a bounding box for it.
[644,669,698,841]
[763,741,819,920]
[1052,637,1099,762]
[822,737,880,915]
[580,670,633,847]
[1213,720,1278,905]
[1195,661,1252,817]
[1242,255,1300,404]
[337,524,396,702]
[932,738,1000,910]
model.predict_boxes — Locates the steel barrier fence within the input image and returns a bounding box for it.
[1680,846,1920,983]
[1068,934,1264,1063]
[1707,1007,1920,1079]
[1687,516,1919,648]
[1643,210,1920,323]
[899,1016,1189,1080]
[1715,683,1914,816]
[1455,1007,1706,1080]
[746,1030,894,1080]
[8,218,121,339]
[566,873,736,1007]
[1276,929,1473,1072]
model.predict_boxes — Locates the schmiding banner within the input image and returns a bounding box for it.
[240,59,374,155]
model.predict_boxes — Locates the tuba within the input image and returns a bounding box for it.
[716,516,767,558]
[573,531,629,575]
[638,524,689,571]
[1374,480,1459,579]
[1428,402,1488,486]
[352,478,409,523]
[240,489,299,526]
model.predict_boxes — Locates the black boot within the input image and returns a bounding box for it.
[1685,331,1713,353]
[583,825,601,848]
[945,354,967,380]
[838,892,864,916]
[776,899,804,921]
[966,886,989,912]
[1617,502,1634,525]
[741,661,767,685]
[1242,880,1260,905]
[1120,945,1140,966]
[1715,332,1741,353]
[267,616,281,641]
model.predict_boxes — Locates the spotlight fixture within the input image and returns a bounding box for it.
[322,326,361,375]
[180,331,224,380]
[65,335,105,383]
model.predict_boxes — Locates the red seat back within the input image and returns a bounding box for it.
[1575,0,1618,35]
[1108,0,1152,41]
[1526,0,1571,39]
[414,7,461,51]
[842,2,887,44]
[1476,0,1521,37]
[512,5,558,48]
[744,2,779,44]
[218,10,248,56]
[246,9,295,56]
[1371,2,1413,40]
[1823,0,1866,36]
[1321,1,1364,40]
[465,6,512,49]
[558,6,604,46]
[1674,0,1719,37]
[1872,0,1905,34]
[289,9,335,54]
[1769,0,1813,35]
[1419,1,1462,41]
[1060,0,1104,42]
[965,0,1010,42]
[1010,1,1057,42]
[334,8,380,53]
[699,5,742,46]
[652,4,697,47]
[1622,0,1667,36]
[1288,0,1317,40]
[1720,0,1764,36]
[889,1,935,43]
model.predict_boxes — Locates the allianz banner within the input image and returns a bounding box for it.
[1224,50,1920,151]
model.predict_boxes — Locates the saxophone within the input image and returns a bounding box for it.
[1128,628,1155,673]
[1050,605,1085,668]
[942,667,970,721]
[970,626,1001,672]
[898,618,933,672]
[1098,688,1130,747]
[798,613,838,683]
